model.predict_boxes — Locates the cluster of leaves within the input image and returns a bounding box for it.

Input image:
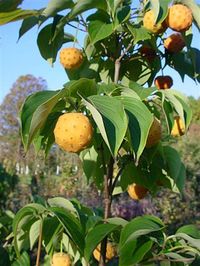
[1,0,200,265]
[19,78,191,195]
[1,197,198,266]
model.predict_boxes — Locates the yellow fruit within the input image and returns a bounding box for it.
[146,118,162,148]
[59,47,83,69]
[93,242,116,262]
[51,253,71,266]
[127,183,148,200]
[54,113,93,153]
[164,33,185,53]
[171,116,185,137]
[143,10,167,34]
[166,4,193,32]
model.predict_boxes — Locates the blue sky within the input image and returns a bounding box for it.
[0,0,200,103]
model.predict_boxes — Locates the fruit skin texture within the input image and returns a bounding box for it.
[171,116,185,137]
[139,46,157,62]
[166,4,193,32]
[164,33,185,53]
[127,183,148,200]
[143,10,167,34]
[146,118,162,148]
[54,113,93,153]
[154,76,173,90]
[93,242,116,262]
[51,252,71,266]
[60,47,83,69]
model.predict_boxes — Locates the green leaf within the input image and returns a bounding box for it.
[106,217,128,227]
[65,78,97,98]
[0,9,38,25]
[114,5,130,27]
[42,0,74,17]
[70,0,107,17]
[119,239,153,266]
[84,223,120,261]
[29,220,41,250]
[88,20,113,45]
[20,90,60,150]
[48,197,78,215]
[175,233,200,250]
[119,215,164,249]
[163,146,186,193]
[119,96,153,160]
[43,217,61,254]
[80,145,104,187]
[127,24,151,44]
[86,95,128,156]
[49,207,85,253]
[66,58,100,81]
[170,89,192,128]
[0,0,23,12]
[150,0,160,23]
[0,247,10,266]
[37,23,64,64]
[12,252,30,266]
[176,225,200,239]
[128,82,155,100]
[157,90,185,124]
[13,204,46,256]
[18,16,40,40]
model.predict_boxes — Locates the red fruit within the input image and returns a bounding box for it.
[154,76,173,90]
[164,33,185,53]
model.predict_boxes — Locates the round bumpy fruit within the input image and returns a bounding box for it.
[171,116,185,137]
[143,10,167,34]
[139,46,157,62]
[93,242,116,262]
[51,253,71,266]
[54,113,93,153]
[127,183,148,200]
[60,47,83,69]
[166,4,193,32]
[164,33,185,53]
[146,118,162,148]
[154,75,173,90]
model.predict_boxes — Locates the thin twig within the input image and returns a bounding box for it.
[36,219,43,266]
[67,22,86,32]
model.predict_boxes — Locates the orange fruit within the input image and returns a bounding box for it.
[154,75,173,90]
[143,10,167,34]
[171,116,185,137]
[166,4,193,32]
[164,33,185,53]
[146,117,162,148]
[93,242,116,262]
[139,46,157,62]
[54,113,93,153]
[51,253,71,266]
[127,183,148,200]
[59,47,83,69]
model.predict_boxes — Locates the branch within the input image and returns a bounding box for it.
[114,42,133,83]
[36,219,43,266]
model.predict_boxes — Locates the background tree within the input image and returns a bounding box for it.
[0,74,47,173]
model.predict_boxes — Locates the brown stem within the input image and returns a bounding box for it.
[99,157,114,266]
[36,219,43,266]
